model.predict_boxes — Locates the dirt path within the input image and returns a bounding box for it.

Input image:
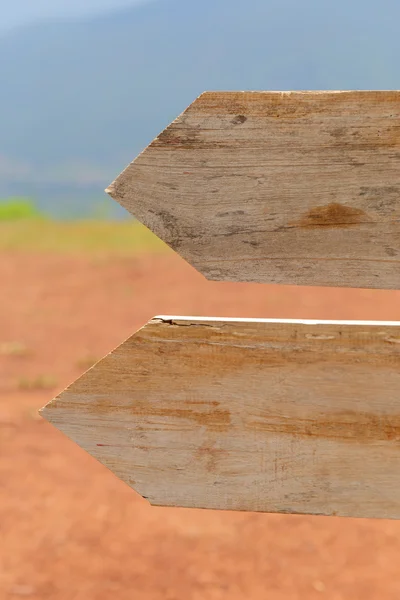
[2,251,400,599]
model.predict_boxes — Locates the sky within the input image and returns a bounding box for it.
[0,0,152,31]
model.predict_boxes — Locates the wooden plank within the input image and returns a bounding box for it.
[106,91,400,290]
[41,316,400,519]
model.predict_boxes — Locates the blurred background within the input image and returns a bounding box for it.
[2,1,400,599]
[1,0,400,218]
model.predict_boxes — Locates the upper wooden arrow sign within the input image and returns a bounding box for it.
[106,91,400,290]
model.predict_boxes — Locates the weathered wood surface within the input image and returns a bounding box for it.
[41,316,400,519]
[106,90,400,290]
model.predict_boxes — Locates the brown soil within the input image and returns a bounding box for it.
[2,251,400,599]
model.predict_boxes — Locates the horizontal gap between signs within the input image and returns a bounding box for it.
[153,316,400,327]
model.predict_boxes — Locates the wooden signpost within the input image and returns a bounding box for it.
[40,91,400,519]
[106,91,400,290]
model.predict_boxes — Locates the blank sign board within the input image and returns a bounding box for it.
[107,91,400,290]
[41,316,400,519]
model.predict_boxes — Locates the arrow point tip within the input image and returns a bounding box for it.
[105,183,115,197]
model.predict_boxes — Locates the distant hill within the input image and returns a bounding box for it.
[1,0,400,217]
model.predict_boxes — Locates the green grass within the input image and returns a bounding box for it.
[0,197,168,255]
[0,341,31,357]
[0,219,168,255]
[0,198,45,221]
[18,374,58,391]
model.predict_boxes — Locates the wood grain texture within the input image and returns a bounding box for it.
[41,316,400,519]
[106,91,400,289]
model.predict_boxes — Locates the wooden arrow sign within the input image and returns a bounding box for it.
[106,90,400,290]
[40,91,400,520]
[41,316,400,520]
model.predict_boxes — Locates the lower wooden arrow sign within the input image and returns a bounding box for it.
[40,316,400,519]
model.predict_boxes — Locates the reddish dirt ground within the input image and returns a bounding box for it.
[2,250,400,599]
